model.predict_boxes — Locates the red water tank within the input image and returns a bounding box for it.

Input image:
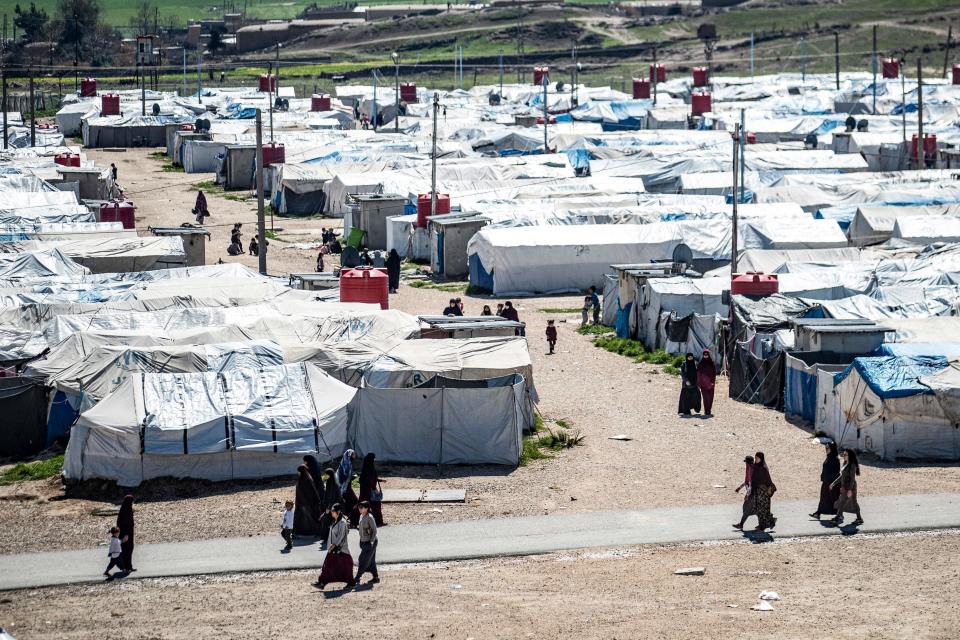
[536,115,557,124]
[54,152,81,167]
[101,94,120,116]
[179,123,194,131]
[882,58,899,79]
[692,67,708,87]
[731,272,779,297]
[340,267,389,310]
[99,200,136,230]
[691,91,712,116]
[953,64,960,85]
[911,134,937,162]
[533,66,550,85]
[417,193,451,228]
[400,82,418,103]
[746,131,757,144]
[261,142,285,166]
[650,63,666,83]
[80,78,97,97]
[311,94,331,112]
[632,78,651,99]
[258,74,277,92]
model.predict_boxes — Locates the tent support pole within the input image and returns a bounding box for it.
[256,109,267,275]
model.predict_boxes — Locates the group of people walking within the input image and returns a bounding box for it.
[287,451,386,589]
[677,350,717,417]
[733,444,864,533]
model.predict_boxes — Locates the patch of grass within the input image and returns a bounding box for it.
[540,307,581,314]
[555,419,570,429]
[576,324,613,336]
[223,192,253,203]
[663,364,681,376]
[588,332,684,376]
[538,428,585,450]
[407,280,468,293]
[148,151,183,173]
[193,180,221,193]
[0,455,63,485]
[520,436,552,466]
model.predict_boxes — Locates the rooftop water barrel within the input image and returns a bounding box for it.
[340,267,389,310]
[261,142,285,166]
[650,63,667,83]
[691,91,712,116]
[632,78,650,99]
[101,94,120,116]
[99,200,136,229]
[258,74,277,92]
[533,66,549,85]
[692,67,708,87]
[311,94,331,111]
[882,58,899,79]
[80,78,97,97]
[54,152,81,167]
[400,82,418,103]
[417,193,451,228]
[731,272,779,297]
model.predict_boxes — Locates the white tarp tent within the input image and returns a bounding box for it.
[64,362,355,485]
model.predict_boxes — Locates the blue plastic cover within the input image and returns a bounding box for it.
[615,301,632,338]
[833,355,949,399]
[784,356,816,422]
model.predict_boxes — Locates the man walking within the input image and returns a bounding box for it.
[355,501,380,584]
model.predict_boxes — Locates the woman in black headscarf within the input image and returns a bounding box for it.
[294,465,324,536]
[810,442,841,520]
[116,494,135,572]
[319,467,343,546]
[751,452,777,532]
[386,249,402,294]
[677,353,701,416]
[358,452,385,526]
[303,454,323,496]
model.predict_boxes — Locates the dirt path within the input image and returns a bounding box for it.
[2,529,957,639]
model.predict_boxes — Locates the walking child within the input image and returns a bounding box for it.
[355,501,380,584]
[581,296,591,326]
[281,500,294,551]
[546,319,558,354]
[104,527,125,577]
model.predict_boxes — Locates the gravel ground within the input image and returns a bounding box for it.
[2,529,958,639]
[1,148,959,554]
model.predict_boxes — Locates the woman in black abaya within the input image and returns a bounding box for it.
[677,352,702,416]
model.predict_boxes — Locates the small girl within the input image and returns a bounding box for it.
[546,319,558,354]
[104,527,124,577]
[581,296,592,326]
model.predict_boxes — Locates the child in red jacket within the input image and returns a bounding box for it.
[545,319,558,354]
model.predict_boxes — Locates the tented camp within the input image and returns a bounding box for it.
[64,362,356,486]
[815,356,960,461]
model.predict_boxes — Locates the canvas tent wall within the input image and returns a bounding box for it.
[349,374,524,465]
[815,356,959,461]
[783,351,852,424]
[64,362,356,486]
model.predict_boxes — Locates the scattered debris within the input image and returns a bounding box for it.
[91,506,120,517]
[712,484,726,488]
[451,584,462,589]
[674,567,705,576]
[727,604,738,608]
[608,434,632,441]
[759,591,781,601]
[751,600,774,611]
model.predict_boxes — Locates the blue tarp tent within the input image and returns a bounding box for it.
[832,355,949,399]
[879,343,960,359]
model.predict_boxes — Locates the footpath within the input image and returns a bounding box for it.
[2,493,958,591]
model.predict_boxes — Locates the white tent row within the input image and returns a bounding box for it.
[847,204,960,247]
[0,236,186,273]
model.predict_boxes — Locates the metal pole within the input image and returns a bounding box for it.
[917,57,925,171]
[901,61,907,147]
[750,32,754,79]
[542,72,548,153]
[372,69,377,131]
[460,45,464,89]
[834,31,840,90]
[1,70,7,150]
[182,48,186,96]
[652,47,658,105]
[944,25,953,78]
[255,109,266,275]
[498,51,503,97]
[731,123,739,275]
[197,51,202,105]
[430,93,439,217]
[739,108,746,203]
[394,56,400,133]
[268,62,273,141]
[29,72,35,147]
[141,64,146,116]
[801,37,806,81]
[275,43,280,89]
[872,25,877,114]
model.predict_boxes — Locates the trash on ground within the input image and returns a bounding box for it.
[759,591,781,601]
[674,567,705,576]
[608,434,632,441]
[751,600,774,611]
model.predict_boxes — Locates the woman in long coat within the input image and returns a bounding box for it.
[810,442,841,519]
[319,467,342,544]
[751,452,777,531]
[315,504,356,589]
[116,495,135,572]
[358,452,385,526]
[831,449,863,526]
[696,349,717,416]
[293,465,324,536]
[385,249,402,293]
[677,353,701,416]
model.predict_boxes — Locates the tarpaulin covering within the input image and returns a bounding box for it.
[833,355,948,400]
[920,360,960,425]
[0,376,49,458]
[783,351,852,423]
[64,362,355,485]
[728,343,785,409]
[349,373,524,465]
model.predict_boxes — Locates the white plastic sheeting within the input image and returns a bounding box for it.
[893,216,960,245]
[920,360,960,426]
[64,362,356,485]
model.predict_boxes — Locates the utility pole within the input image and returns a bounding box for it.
[371,67,377,131]
[739,108,746,204]
[275,43,280,89]
[255,109,266,275]
[652,47,658,105]
[731,122,740,275]
[917,57,925,171]
[1,70,6,150]
[267,62,274,141]
[800,37,806,81]
[834,31,840,90]
[392,52,400,133]
[498,50,503,97]
[430,93,439,218]
[750,32,755,79]
[182,48,186,96]
[28,71,35,147]
[944,25,953,78]
[197,50,202,105]
[900,58,907,147]
[872,25,877,114]
[542,72,548,153]
[140,63,146,116]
